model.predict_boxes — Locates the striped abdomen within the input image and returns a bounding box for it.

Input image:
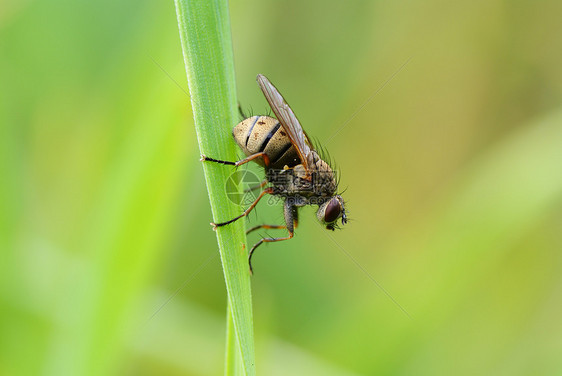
[232,115,300,168]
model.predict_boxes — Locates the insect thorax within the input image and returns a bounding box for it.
[267,161,337,204]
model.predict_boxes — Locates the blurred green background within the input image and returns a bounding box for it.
[2,0,562,375]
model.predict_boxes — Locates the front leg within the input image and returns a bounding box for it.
[211,187,274,230]
[244,179,268,193]
[201,152,270,167]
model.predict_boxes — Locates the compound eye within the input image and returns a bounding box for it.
[324,198,342,223]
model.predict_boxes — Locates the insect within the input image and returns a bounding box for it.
[201,74,347,273]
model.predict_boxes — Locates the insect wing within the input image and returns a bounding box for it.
[257,74,313,171]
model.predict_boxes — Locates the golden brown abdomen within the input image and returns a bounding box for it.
[232,115,300,168]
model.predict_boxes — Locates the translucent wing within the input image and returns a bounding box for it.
[257,74,313,172]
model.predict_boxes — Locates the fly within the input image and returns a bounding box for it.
[201,74,347,273]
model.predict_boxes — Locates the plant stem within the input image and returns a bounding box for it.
[174,0,255,374]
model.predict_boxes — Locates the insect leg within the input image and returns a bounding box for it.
[211,187,274,230]
[248,200,297,274]
[291,205,299,229]
[246,224,286,235]
[244,179,268,193]
[201,152,270,167]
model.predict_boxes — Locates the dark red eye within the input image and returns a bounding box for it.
[324,198,341,223]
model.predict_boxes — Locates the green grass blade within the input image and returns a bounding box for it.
[225,301,244,375]
[174,0,255,374]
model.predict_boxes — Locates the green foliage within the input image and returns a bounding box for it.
[174,0,254,374]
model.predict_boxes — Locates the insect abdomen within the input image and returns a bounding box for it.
[233,115,300,168]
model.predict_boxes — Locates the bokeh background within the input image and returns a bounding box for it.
[2,0,562,375]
